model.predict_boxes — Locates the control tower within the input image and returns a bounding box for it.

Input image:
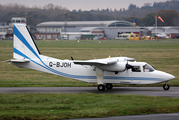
[11,17,26,24]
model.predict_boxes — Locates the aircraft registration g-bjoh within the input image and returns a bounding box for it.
[6,24,175,91]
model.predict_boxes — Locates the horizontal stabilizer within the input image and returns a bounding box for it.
[5,59,30,63]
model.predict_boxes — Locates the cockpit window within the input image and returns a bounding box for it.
[132,66,141,72]
[143,64,155,72]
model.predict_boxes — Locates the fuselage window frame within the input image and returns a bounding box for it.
[143,64,155,72]
[132,66,141,72]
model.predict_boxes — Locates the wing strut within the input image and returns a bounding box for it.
[96,67,104,84]
[96,67,106,91]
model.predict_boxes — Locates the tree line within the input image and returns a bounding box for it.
[0,0,179,26]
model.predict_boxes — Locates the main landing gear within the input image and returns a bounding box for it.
[163,83,170,90]
[106,83,113,89]
[98,84,105,91]
[97,83,113,91]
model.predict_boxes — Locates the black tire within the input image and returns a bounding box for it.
[163,84,170,90]
[106,83,113,89]
[98,84,105,91]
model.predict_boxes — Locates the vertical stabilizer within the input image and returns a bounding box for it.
[132,18,137,27]
[13,24,40,60]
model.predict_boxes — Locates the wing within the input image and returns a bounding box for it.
[73,59,117,66]
[73,57,135,66]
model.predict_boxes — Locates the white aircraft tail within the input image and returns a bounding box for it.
[13,24,40,60]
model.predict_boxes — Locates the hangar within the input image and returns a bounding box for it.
[34,20,179,40]
[34,20,136,40]
[148,27,179,34]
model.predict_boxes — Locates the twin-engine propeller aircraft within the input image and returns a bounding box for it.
[6,24,175,91]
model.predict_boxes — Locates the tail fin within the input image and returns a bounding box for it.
[132,18,137,27]
[13,24,40,60]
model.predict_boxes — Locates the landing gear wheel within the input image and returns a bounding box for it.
[163,84,170,90]
[98,84,105,91]
[106,83,113,89]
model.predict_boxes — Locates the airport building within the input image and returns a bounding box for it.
[0,22,13,40]
[34,20,179,40]
[34,20,134,40]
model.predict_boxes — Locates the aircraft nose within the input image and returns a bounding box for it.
[155,70,175,82]
[163,72,175,81]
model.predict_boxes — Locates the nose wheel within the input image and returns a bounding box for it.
[163,83,170,90]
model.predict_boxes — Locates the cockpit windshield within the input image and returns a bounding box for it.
[143,64,155,72]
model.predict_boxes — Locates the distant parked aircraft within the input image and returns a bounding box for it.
[132,18,137,27]
[156,33,168,38]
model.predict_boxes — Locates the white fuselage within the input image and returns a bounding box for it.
[11,55,175,85]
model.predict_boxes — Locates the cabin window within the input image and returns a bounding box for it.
[21,19,25,23]
[16,20,21,23]
[143,64,155,72]
[132,66,141,72]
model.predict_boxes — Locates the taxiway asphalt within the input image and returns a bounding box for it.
[0,87,179,98]
[68,113,179,120]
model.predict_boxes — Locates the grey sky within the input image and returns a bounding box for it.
[0,0,169,11]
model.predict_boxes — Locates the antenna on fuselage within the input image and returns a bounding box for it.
[118,52,122,57]
[71,56,74,60]
[92,54,96,59]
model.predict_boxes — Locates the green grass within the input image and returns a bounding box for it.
[0,39,179,87]
[0,93,179,119]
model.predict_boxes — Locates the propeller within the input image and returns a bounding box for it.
[71,56,74,60]
[126,62,133,70]
[125,59,133,81]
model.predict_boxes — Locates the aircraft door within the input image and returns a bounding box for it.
[125,68,132,84]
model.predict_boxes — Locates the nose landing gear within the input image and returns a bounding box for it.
[163,83,170,90]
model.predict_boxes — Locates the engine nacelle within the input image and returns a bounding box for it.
[96,62,126,72]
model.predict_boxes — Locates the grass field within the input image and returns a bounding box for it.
[0,39,179,119]
[1,93,179,120]
[0,39,179,87]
